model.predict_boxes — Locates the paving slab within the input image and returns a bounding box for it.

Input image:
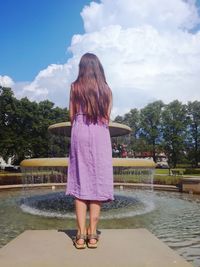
[0,229,192,267]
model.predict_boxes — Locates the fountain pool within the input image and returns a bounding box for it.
[0,187,200,267]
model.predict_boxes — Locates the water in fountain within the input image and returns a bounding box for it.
[20,159,155,220]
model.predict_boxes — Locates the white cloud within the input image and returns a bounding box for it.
[81,0,200,32]
[0,75,14,87]
[15,64,74,106]
[1,0,200,117]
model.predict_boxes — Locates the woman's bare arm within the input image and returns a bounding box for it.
[107,93,113,121]
[69,85,75,125]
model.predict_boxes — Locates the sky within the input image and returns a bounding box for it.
[0,0,200,119]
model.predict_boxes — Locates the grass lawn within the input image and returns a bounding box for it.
[155,168,186,175]
[155,169,169,174]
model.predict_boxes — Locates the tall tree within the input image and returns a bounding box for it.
[123,109,140,139]
[139,101,164,162]
[123,109,141,153]
[0,87,70,164]
[162,100,188,168]
[0,86,18,162]
[187,101,200,167]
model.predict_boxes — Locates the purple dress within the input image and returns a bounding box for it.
[65,109,114,202]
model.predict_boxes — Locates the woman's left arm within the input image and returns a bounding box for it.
[107,91,113,121]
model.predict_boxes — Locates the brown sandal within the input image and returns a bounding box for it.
[87,234,99,248]
[73,234,87,249]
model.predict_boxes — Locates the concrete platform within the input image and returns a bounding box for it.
[0,229,192,267]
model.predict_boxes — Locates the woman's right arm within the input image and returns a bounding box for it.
[69,85,75,125]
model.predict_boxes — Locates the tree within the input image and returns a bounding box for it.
[139,101,164,162]
[0,87,70,165]
[114,115,124,123]
[162,100,188,168]
[123,109,140,138]
[113,109,140,152]
[124,109,142,153]
[0,86,18,162]
[187,101,200,167]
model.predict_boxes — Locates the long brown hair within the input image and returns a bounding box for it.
[70,53,112,124]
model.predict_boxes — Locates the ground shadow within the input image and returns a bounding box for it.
[58,229,101,242]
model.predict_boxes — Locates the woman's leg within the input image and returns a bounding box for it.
[87,201,101,244]
[75,198,88,245]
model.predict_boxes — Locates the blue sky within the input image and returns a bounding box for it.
[0,0,92,81]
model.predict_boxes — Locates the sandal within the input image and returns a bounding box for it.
[73,234,87,249]
[87,234,99,248]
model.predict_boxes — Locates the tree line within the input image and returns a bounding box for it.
[0,86,69,164]
[1,86,200,167]
[114,100,200,168]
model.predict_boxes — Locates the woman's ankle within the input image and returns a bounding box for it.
[77,228,87,236]
[87,226,97,235]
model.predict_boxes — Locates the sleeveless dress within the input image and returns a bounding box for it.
[65,108,114,202]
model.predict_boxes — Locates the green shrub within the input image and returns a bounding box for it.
[184,168,200,175]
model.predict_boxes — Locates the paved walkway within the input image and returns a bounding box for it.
[0,229,192,267]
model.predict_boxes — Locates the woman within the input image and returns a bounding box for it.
[65,53,114,249]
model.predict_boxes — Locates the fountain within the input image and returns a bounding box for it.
[19,120,155,218]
